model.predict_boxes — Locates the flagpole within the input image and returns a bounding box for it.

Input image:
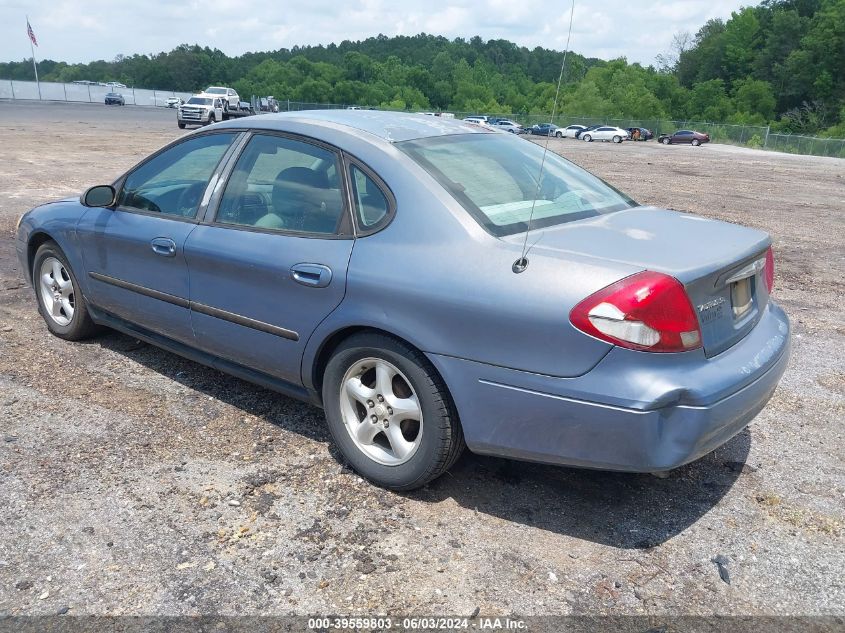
[27,15,41,100]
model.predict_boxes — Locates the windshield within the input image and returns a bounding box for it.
[205,88,226,94]
[187,97,212,105]
[398,134,636,236]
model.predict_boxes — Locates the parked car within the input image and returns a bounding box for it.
[626,127,654,141]
[104,93,125,106]
[106,82,127,89]
[489,119,523,134]
[530,123,559,136]
[556,124,586,138]
[462,117,488,126]
[202,86,240,111]
[658,130,710,146]
[165,97,184,109]
[15,111,789,490]
[574,124,601,139]
[177,96,224,128]
[581,126,629,143]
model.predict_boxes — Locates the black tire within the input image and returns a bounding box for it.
[32,241,99,341]
[322,332,465,490]
[662,137,671,145]
[206,114,215,126]
[612,135,622,143]
[178,122,186,129]
[583,134,592,142]
[692,138,701,146]
[555,131,562,138]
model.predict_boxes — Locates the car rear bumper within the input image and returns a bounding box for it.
[427,301,790,472]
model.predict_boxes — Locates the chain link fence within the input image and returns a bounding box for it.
[0,79,191,107]
[4,84,844,158]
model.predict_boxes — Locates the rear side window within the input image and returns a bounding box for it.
[349,165,390,230]
[216,133,345,235]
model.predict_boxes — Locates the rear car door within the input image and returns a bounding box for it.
[184,132,355,385]
[77,132,239,343]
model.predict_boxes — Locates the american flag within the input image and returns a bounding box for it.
[27,19,38,47]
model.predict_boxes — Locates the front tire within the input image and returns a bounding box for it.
[322,332,464,490]
[612,135,622,143]
[32,241,98,341]
[662,137,671,145]
[583,134,592,142]
[692,138,701,146]
[555,131,562,138]
[177,122,186,129]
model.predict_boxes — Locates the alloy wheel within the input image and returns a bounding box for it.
[339,357,423,466]
[39,256,75,326]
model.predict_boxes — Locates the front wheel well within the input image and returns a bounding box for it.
[27,231,56,282]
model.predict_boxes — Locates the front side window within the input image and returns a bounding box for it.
[216,134,345,235]
[399,134,636,236]
[118,133,236,218]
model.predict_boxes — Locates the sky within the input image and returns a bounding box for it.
[1,0,749,67]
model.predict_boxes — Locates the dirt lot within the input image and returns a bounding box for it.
[0,102,843,618]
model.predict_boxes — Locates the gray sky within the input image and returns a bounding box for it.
[2,0,748,66]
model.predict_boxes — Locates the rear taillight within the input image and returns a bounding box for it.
[570,271,702,353]
[764,246,775,293]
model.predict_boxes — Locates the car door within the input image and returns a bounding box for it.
[184,132,355,385]
[77,131,239,344]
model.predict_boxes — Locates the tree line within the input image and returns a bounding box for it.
[1,0,842,136]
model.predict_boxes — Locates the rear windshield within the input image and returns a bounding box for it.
[398,134,636,236]
[187,97,212,105]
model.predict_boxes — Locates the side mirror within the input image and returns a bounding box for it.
[81,185,116,208]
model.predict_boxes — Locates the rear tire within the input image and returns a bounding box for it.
[322,332,464,490]
[32,241,99,341]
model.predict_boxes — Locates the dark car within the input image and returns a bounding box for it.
[104,93,125,106]
[575,124,601,139]
[626,127,654,141]
[530,123,559,136]
[658,130,710,146]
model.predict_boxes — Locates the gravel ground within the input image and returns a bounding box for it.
[0,101,843,618]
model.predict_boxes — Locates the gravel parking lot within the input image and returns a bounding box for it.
[0,101,843,618]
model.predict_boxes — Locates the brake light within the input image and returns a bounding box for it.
[570,271,702,353]
[764,246,774,293]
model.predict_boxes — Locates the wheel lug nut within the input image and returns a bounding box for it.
[387,407,393,415]
[367,400,374,408]
[377,395,384,402]
[383,420,389,428]
[370,415,377,423]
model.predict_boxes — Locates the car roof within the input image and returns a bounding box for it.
[218,110,494,143]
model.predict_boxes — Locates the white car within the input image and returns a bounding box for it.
[463,117,489,126]
[489,119,523,134]
[555,124,586,138]
[203,86,240,110]
[165,97,184,108]
[581,126,629,143]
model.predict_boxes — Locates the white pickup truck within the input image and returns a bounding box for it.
[203,86,241,111]
[177,95,225,128]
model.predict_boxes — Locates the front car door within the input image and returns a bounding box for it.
[77,131,239,343]
[184,132,356,385]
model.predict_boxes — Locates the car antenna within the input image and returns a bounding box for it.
[513,0,575,274]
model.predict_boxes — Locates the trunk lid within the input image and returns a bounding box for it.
[505,206,772,356]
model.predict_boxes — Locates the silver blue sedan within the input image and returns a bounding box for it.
[15,111,790,490]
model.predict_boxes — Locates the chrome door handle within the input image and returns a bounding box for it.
[290,263,332,288]
[151,237,176,257]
